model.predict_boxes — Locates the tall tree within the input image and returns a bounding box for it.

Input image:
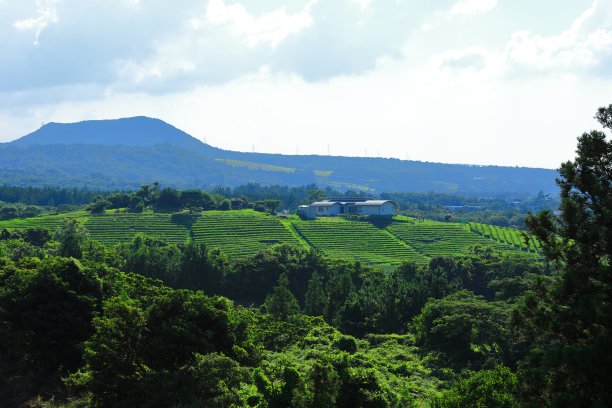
[515,105,612,407]
[263,273,300,321]
[304,272,327,317]
[56,218,90,258]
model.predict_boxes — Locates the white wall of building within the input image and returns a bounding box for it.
[355,202,395,216]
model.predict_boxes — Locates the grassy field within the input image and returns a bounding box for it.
[0,210,540,267]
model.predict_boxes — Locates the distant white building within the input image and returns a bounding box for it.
[298,198,397,219]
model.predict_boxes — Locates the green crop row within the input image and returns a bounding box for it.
[191,210,301,259]
[386,220,517,259]
[0,210,543,267]
[468,223,540,252]
[293,219,426,265]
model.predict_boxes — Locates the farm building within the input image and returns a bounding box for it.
[298,198,397,219]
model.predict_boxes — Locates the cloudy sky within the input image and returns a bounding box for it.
[1,0,611,168]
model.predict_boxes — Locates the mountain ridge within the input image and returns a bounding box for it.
[10,116,217,152]
[0,117,558,196]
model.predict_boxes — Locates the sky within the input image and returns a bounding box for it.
[0,0,611,168]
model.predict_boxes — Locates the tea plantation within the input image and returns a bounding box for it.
[191,210,302,259]
[468,222,541,252]
[0,210,540,267]
[291,217,427,267]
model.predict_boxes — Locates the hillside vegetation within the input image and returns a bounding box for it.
[0,209,540,268]
[0,116,558,194]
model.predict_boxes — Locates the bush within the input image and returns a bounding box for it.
[432,366,519,408]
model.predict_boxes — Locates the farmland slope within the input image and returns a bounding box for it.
[0,210,541,267]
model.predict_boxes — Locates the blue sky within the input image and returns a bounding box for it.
[1,0,611,168]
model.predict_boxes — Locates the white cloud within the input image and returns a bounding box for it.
[449,0,497,16]
[505,0,612,73]
[13,0,60,45]
[204,0,317,48]
[351,0,372,11]
[1,0,611,170]
[428,0,612,78]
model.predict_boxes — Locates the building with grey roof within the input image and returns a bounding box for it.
[297,198,397,219]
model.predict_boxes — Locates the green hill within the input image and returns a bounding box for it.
[0,210,541,267]
[0,116,558,195]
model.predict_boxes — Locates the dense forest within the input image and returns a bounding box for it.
[0,219,549,407]
[0,105,610,407]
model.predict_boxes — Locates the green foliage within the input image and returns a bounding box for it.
[142,291,236,370]
[293,217,424,266]
[432,366,518,408]
[84,297,148,407]
[177,241,225,293]
[304,272,326,316]
[0,257,102,404]
[156,187,181,210]
[309,360,340,408]
[0,192,557,406]
[181,189,214,211]
[87,195,112,213]
[178,352,250,407]
[263,273,300,321]
[413,291,511,368]
[118,233,182,284]
[56,218,90,258]
[469,222,540,252]
[128,195,144,213]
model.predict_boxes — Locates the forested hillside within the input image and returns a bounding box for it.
[0,219,547,407]
[0,117,557,195]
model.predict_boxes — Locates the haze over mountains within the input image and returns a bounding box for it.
[0,117,557,196]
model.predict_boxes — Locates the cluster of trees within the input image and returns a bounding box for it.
[382,191,558,228]
[0,202,42,220]
[0,222,534,407]
[86,183,284,214]
[0,185,99,206]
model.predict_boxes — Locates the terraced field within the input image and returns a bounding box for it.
[292,218,426,266]
[0,210,542,266]
[191,210,302,259]
[469,222,540,252]
[386,219,517,258]
[0,212,84,232]
[85,213,190,244]
[0,211,190,245]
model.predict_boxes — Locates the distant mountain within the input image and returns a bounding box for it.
[13,116,212,152]
[0,117,558,196]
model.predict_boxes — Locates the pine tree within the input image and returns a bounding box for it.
[304,272,327,317]
[515,104,612,407]
[263,273,300,321]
